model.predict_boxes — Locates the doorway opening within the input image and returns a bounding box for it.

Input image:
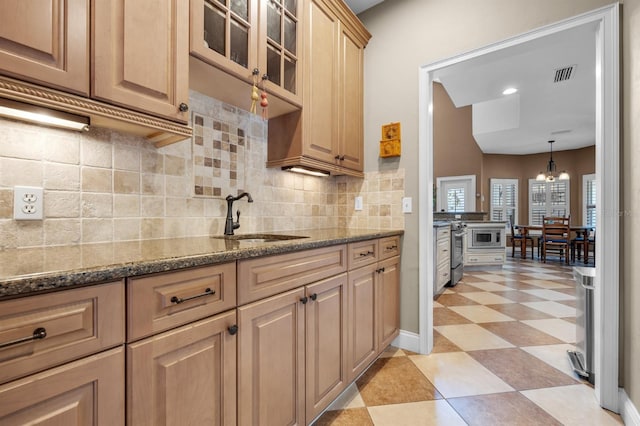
[417,4,619,412]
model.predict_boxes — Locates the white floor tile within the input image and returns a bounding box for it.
[466,281,514,292]
[522,384,623,425]
[522,289,575,301]
[434,324,515,351]
[410,352,514,398]
[449,305,515,323]
[522,301,577,317]
[460,291,515,305]
[521,319,576,343]
[521,344,581,379]
[522,279,572,289]
[367,400,467,426]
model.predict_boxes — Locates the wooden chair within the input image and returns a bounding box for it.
[571,227,594,264]
[510,222,535,259]
[541,216,571,264]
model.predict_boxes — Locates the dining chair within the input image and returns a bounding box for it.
[571,227,594,264]
[541,216,571,264]
[510,222,535,259]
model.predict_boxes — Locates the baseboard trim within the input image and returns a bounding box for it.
[620,388,640,426]
[391,329,421,353]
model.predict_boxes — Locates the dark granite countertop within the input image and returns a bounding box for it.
[0,228,403,299]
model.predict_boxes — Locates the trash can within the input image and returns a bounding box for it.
[568,266,595,384]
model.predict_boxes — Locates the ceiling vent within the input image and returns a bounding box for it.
[554,65,576,83]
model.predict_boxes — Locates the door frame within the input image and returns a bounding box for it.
[417,4,620,411]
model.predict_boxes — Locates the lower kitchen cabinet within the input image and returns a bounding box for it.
[238,287,306,426]
[347,263,378,381]
[378,256,401,350]
[0,346,124,425]
[127,309,237,426]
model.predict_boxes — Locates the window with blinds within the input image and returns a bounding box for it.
[583,174,596,227]
[447,187,465,212]
[528,179,570,225]
[490,178,518,226]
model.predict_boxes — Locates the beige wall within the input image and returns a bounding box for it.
[623,0,640,408]
[357,0,636,405]
[433,82,484,211]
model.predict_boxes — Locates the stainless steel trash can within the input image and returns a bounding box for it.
[568,266,595,384]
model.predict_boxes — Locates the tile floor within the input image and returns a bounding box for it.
[313,258,623,425]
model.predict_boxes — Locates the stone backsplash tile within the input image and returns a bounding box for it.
[0,90,405,249]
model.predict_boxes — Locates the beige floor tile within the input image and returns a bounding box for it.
[522,279,572,289]
[325,382,365,411]
[522,301,577,317]
[367,400,467,426]
[469,273,512,282]
[522,385,624,425]
[312,407,373,425]
[521,318,576,343]
[409,352,514,398]
[465,281,514,292]
[434,324,515,351]
[433,300,445,308]
[521,344,582,379]
[460,291,516,305]
[522,288,575,301]
[448,305,514,323]
[379,346,407,358]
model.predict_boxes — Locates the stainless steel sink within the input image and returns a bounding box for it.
[211,234,309,243]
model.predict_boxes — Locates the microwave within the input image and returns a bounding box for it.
[468,227,504,249]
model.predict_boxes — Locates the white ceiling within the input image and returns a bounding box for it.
[434,21,598,155]
[344,0,598,155]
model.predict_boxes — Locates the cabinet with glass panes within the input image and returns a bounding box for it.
[190,0,302,110]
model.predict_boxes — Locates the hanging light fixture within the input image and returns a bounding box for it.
[536,140,569,182]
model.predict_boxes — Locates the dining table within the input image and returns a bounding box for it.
[514,224,595,262]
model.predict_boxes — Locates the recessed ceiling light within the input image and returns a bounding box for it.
[502,88,518,95]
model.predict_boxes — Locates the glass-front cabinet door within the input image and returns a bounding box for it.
[190,0,258,81]
[190,0,302,107]
[259,0,301,105]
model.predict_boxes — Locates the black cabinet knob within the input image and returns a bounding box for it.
[310,293,317,301]
[228,325,238,335]
[300,296,308,304]
[179,102,189,112]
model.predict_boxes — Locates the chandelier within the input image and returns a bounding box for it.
[536,140,569,182]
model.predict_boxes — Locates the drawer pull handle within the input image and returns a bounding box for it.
[359,251,374,257]
[376,267,386,273]
[386,245,397,250]
[170,288,215,304]
[310,293,318,301]
[228,325,238,335]
[0,327,47,349]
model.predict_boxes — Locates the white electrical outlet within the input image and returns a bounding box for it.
[14,186,43,220]
[354,196,363,211]
[402,197,412,213]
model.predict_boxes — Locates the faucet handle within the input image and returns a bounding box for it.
[234,210,241,230]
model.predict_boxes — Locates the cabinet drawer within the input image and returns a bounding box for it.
[0,346,124,425]
[465,251,506,265]
[379,236,401,260]
[437,238,450,263]
[0,281,124,385]
[437,263,450,288]
[127,263,236,341]
[238,245,347,305]
[436,227,450,240]
[348,240,379,269]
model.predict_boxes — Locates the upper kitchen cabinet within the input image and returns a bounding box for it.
[266,0,370,177]
[0,0,89,96]
[92,0,190,123]
[189,0,302,116]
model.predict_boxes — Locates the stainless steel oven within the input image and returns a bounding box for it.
[468,227,504,249]
[450,221,466,286]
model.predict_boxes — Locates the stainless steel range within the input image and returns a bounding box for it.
[450,221,466,286]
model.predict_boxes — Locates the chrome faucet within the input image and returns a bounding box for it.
[224,192,253,235]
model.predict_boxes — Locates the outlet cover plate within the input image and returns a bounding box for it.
[354,196,363,211]
[402,197,412,213]
[14,186,43,220]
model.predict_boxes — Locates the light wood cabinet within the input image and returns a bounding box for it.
[127,310,237,426]
[347,262,378,381]
[238,287,306,426]
[0,281,124,385]
[378,256,401,350]
[0,345,124,425]
[267,0,370,177]
[0,0,90,96]
[305,274,348,423]
[189,0,302,115]
[92,0,190,123]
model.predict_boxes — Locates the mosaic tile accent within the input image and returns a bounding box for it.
[192,112,246,198]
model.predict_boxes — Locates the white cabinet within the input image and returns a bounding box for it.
[434,225,450,295]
